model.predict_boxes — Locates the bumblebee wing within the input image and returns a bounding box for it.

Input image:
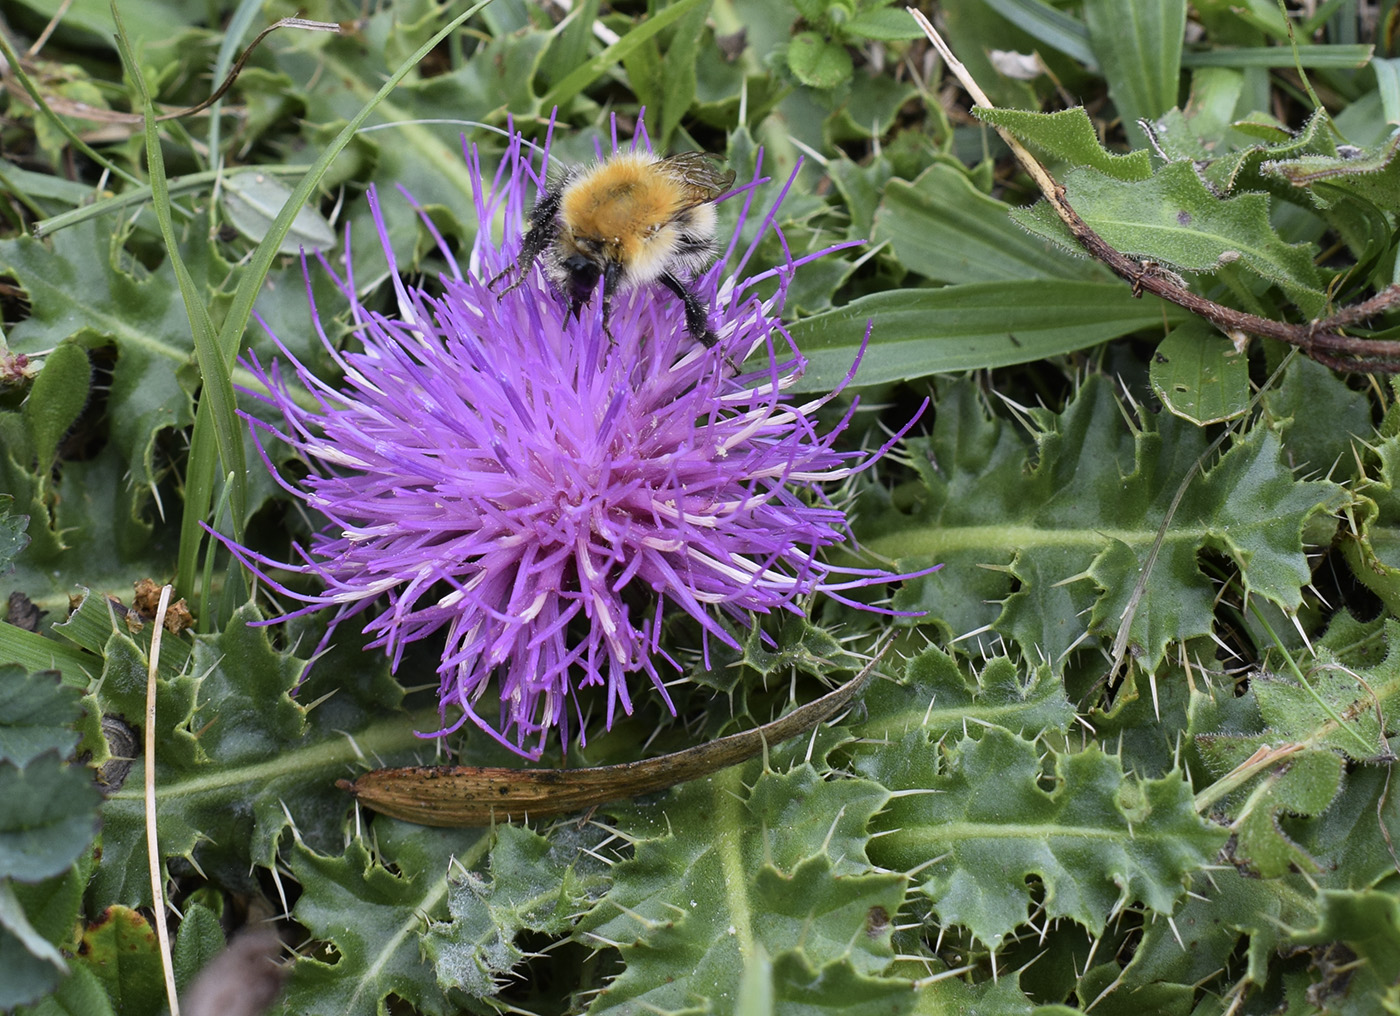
[655,152,736,207]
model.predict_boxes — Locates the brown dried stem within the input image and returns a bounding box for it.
[907,7,1400,374]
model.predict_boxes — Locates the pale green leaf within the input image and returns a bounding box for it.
[220,172,336,255]
[1150,320,1250,425]
[787,32,854,89]
[1012,162,1328,314]
[974,107,1153,181]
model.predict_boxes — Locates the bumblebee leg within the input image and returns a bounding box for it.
[659,272,717,347]
[600,260,623,341]
[488,188,563,295]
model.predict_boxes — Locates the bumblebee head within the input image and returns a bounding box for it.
[560,252,603,297]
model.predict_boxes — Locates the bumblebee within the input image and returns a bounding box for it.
[490,150,736,347]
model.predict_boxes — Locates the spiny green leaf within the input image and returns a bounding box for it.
[90,601,412,909]
[424,824,605,999]
[1344,432,1400,616]
[1261,352,1372,484]
[1013,161,1327,314]
[868,727,1226,949]
[1289,889,1400,1014]
[576,763,909,1013]
[876,375,1342,671]
[974,107,1153,181]
[850,645,1074,752]
[0,666,82,768]
[279,827,469,1016]
[1190,612,1399,876]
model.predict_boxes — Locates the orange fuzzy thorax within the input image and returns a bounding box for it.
[559,152,689,283]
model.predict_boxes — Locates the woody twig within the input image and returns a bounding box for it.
[907,8,1400,374]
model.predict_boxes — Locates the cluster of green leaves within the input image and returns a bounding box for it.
[1,0,1400,1014]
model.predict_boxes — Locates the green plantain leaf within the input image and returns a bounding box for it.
[872,163,1105,283]
[874,376,1343,671]
[865,727,1225,949]
[1012,162,1328,314]
[1083,0,1186,148]
[785,282,1186,391]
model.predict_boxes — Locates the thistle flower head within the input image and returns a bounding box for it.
[227,121,925,758]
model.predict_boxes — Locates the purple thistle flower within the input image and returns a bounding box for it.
[224,121,928,758]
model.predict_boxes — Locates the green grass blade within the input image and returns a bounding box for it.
[111,4,248,598]
[541,0,706,110]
